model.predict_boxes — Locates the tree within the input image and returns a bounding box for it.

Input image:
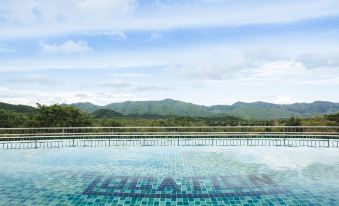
[326,113,339,123]
[34,104,92,127]
[0,109,31,128]
[97,119,123,127]
[285,117,302,126]
[0,110,18,127]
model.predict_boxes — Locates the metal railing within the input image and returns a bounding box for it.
[1,138,339,149]
[0,126,338,149]
[1,126,339,139]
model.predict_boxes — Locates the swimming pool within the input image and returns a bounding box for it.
[0,144,338,205]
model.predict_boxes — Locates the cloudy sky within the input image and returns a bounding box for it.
[1,0,339,106]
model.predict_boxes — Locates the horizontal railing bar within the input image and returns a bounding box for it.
[1,126,339,130]
[1,137,338,149]
[0,126,337,143]
[1,134,339,139]
[1,131,338,136]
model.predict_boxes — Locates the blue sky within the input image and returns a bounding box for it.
[1,0,339,106]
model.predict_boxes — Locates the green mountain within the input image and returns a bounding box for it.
[284,101,339,117]
[104,99,212,117]
[0,102,37,114]
[223,102,302,120]
[2,99,338,120]
[65,102,100,113]
[91,109,123,119]
[67,99,339,120]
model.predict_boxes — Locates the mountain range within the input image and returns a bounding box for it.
[65,99,339,120]
[2,99,339,120]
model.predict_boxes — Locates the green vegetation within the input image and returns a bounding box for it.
[34,104,91,127]
[91,116,270,127]
[0,102,36,114]
[91,109,123,119]
[0,101,339,128]
[326,113,339,123]
[0,109,33,128]
[282,117,302,126]
[103,99,213,117]
[225,102,300,120]
[67,99,339,120]
[0,104,91,127]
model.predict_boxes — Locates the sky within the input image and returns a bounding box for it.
[0,0,339,106]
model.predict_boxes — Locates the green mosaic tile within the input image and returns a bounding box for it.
[0,146,338,205]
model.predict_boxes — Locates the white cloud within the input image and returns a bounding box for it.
[3,43,339,86]
[160,44,339,86]
[3,74,57,87]
[252,60,306,79]
[0,0,136,39]
[272,96,293,104]
[0,0,136,24]
[1,0,339,39]
[176,63,231,80]
[133,85,170,92]
[234,147,339,170]
[40,40,92,54]
[109,72,150,78]
[87,31,127,39]
[99,80,131,88]
[0,43,16,53]
[106,31,127,40]
[297,52,339,69]
[74,93,88,99]
[0,86,141,106]
[1,41,339,105]
[0,66,26,72]
[149,32,162,40]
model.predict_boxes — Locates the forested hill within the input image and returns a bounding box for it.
[66,99,339,120]
[2,100,339,120]
[0,102,37,114]
[1,100,339,127]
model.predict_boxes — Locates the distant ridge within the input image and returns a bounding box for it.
[65,99,339,120]
[2,100,339,120]
[91,109,124,119]
[0,102,37,114]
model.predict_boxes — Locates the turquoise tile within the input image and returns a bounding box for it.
[0,146,338,205]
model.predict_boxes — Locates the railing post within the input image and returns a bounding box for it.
[35,140,38,149]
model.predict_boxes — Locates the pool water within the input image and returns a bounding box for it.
[0,146,338,205]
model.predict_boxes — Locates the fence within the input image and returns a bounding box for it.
[0,126,338,149]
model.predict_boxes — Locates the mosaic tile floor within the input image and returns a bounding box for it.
[0,145,339,205]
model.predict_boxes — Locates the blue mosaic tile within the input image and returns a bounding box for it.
[0,146,339,205]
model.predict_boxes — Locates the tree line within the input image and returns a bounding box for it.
[0,104,338,128]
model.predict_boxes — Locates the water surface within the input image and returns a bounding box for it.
[0,146,338,205]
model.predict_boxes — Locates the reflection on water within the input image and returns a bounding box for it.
[0,146,338,205]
